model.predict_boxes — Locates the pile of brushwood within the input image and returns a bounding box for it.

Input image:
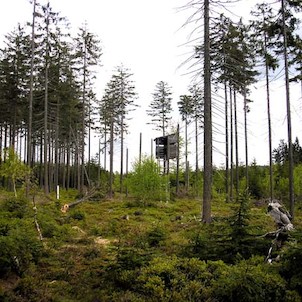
[0,190,302,302]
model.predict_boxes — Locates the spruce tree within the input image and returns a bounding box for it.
[178,94,193,193]
[250,3,279,200]
[73,23,101,191]
[147,81,173,137]
[100,65,138,197]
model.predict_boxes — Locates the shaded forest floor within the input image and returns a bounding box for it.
[1,190,302,301]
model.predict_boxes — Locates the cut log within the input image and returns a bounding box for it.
[61,187,96,213]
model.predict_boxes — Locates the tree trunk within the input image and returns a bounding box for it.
[66,133,71,190]
[281,0,294,217]
[54,99,59,190]
[139,132,142,165]
[185,116,189,193]
[195,114,199,197]
[176,124,180,196]
[109,116,114,198]
[224,81,229,202]
[230,86,234,201]
[88,101,91,180]
[234,90,239,199]
[81,41,87,192]
[243,88,249,192]
[120,114,124,194]
[104,128,107,171]
[62,146,66,190]
[76,130,81,191]
[39,136,43,187]
[98,138,101,186]
[202,0,212,223]
[43,9,49,195]
[126,148,129,197]
[27,0,36,168]
[11,100,17,148]
[264,29,274,201]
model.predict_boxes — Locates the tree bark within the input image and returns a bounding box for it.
[120,114,124,194]
[185,116,189,193]
[109,116,114,198]
[139,132,142,165]
[243,88,249,191]
[202,0,212,223]
[176,124,180,196]
[43,6,49,194]
[81,56,87,192]
[224,82,229,202]
[230,86,234,201]
[27,0,36,168]
[195,114,199,197]
[281,0,294,217]
[234,90,239,198]
[264,27,274,201]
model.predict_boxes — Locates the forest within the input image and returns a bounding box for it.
[1,0,302,301]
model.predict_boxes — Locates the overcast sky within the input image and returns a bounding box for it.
[1,0,301,170]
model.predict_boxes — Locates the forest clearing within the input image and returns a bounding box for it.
[0,177,302,301]
[1,0,302,300]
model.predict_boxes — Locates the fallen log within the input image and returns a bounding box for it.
[61,187,96,213]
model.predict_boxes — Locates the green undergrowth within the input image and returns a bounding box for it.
[0,190,302,301]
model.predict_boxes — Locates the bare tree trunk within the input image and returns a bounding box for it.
[81,97,86,191]
[230,86,234,201]
[224,81,229,202]
[66,133,71,190]
[54,96,60,190]
[281,0,294,217]
[88,101,91,181]
[109,116,114,198]
[202,0,212,223]
[104,126,107,171]
[195,115,199,197]
[70,152,74,189]
[234,90,239,198]
[98,138,101,186]
[62,146,66,190]
[76,130,81,191]
[139,132,142,165]
[185,116,189,193]
[162,114,167,174]
[23,130,27,164]
[126,148,129,197]
[47,134,54,191]
[39,136,43,187]
[11,100,17,148]
[194,127,198,175]
[176,124,180,196]
[81,42,87,192]
[43,6,50,195]
[120,115,124,194]
[27,0,36,168]
[264,30,274,201]
[243,88,249,192]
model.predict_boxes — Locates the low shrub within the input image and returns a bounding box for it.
[0,218,43,276]
[135,256,295,302]
[210,257,291,302]
[280,233,302,296]
[1,196,30,218]
[70,210,86,221]
[146,226,167,247]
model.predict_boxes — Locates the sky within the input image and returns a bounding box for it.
[0,0,302,171]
